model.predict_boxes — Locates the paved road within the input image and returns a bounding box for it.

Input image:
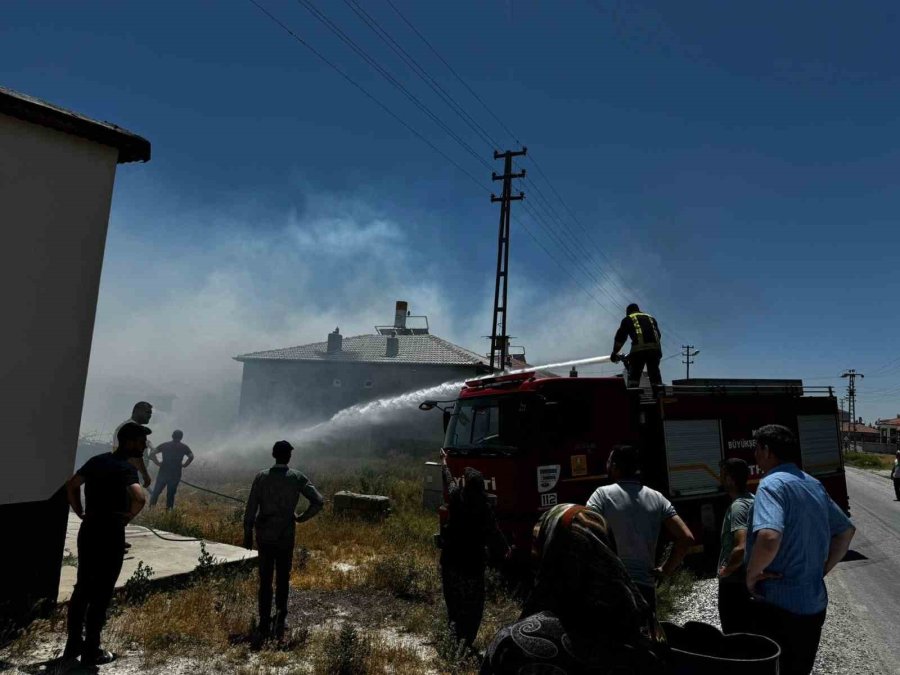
[828,467,900,674]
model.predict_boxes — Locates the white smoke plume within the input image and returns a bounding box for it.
[80,185,629,466]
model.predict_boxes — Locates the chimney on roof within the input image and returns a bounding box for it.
[394,301,408,330]
[386,335,399,358]
[327,327,342,353]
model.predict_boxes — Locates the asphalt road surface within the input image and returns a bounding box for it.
[828,467,900,673]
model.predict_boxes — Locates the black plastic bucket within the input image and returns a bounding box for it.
[661,621,781,675]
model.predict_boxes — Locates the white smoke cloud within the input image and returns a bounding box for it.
[80,184,633,461]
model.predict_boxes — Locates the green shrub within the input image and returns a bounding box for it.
[364,553,438,602]
[196,541,222,576]
[319,623,371,675]
[430,614,479,672]
[122,561,155,604]
[844,451,889,470]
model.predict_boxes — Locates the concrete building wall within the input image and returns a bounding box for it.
[238,360,475,426]
[0,114,119,505]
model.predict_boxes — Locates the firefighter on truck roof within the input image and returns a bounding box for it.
[610,303,663,390]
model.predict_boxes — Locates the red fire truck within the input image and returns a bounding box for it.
[422,370,848,566]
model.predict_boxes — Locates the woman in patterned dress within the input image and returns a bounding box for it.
[440,452,509,650]
[481,503,669,674]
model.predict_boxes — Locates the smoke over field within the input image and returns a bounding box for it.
[78,186,624,467]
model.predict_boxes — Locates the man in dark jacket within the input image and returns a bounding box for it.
[610,303,663,389]
[64,422,149,666]
[243,440,324,641]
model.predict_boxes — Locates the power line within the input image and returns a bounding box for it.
[381,0,696,346]
[246,0,489,193]
[333,0,628,318]
[514,209,621,321]
[522,154,696,347]
[521,175,634,307]
[520,199,628,313]
[295,0,491,171]
[342,0,501,151]
[252,0,692,350]
[384,0,522,146]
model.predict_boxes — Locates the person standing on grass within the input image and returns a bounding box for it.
[243,440,324,642]
[716,458,755,634]
[113,401,154,489]
[63,422,149,667]
[586,444,694,613]
[892,450,900,501]
[745,424,856,675]
[440,450,509,651]
[149,429,194,509]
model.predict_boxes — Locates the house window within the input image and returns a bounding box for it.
[364,380,374,389]
[333,379,342,388]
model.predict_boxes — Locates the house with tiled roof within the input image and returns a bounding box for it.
[875,415,900,447]
[840,421,880,443]
[234,301,489,427]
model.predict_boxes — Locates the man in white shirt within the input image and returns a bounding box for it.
[112,401,153,489]
[587,444,694,611]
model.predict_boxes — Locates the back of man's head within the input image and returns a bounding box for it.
[272,440,293,464]
[753,424,799,463]
[721,458,750,491]
[172,429,184,441]
[609,444,640,478]
[626,303,640,315]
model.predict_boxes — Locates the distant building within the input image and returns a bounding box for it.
[875,415,900,446]
[840,421,880,444]
[0,85,150,623]
[234,301,488,429]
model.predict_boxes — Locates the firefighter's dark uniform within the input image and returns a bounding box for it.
[243,465,324,636]
[613,311,663,388]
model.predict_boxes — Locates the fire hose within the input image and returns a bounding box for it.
[128,480,248,543]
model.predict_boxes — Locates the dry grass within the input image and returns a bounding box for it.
[35,454,509,673]
[844,450,894,470]
[5,452,695,673]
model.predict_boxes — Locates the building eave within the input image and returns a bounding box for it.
[0,86,151,163]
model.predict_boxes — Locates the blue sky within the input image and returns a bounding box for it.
[4,0,900,427]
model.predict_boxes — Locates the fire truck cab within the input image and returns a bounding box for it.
[427,371,847,568]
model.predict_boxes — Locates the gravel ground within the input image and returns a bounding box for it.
[669,577,891,674]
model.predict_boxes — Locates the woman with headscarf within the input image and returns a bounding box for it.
[440,450,509,649]
[481,503,669,674]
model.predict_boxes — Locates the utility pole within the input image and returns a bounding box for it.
[841,369,864,450]
[488,147,526,372]
[681,345,700,379]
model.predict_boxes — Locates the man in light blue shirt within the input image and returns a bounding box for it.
[745,424,855,675]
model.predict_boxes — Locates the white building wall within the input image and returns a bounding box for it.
[0,114,119,505]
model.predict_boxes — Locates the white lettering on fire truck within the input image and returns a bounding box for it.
[537,465,561,493]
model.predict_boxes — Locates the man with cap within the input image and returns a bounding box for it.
[63,422,150,666]
[149,430,194,510]
[243,440,324,641]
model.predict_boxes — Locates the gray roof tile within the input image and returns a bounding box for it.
[235,334,488,366]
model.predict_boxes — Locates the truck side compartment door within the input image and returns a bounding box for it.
[797,414,842,476]
[664,419,723,498]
